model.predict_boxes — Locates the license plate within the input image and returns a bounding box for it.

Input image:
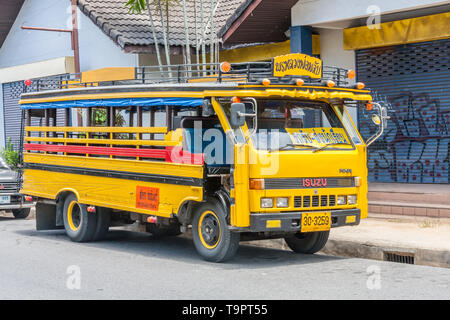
[0,195,10,204]
[301,212,331,232]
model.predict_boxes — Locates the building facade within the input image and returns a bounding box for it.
[0,0,246,149]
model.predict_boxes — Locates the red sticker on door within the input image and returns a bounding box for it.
[136,186,159,211]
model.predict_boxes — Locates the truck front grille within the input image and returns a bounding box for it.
[0,182,19,193]
[293,194,337,209]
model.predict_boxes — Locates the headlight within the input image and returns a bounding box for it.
[337,195,347,205]
[261,198,273,208]
[276,197,289,208]
[348,195,357,205]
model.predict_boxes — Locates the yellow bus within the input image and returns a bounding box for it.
[19,54,388,262]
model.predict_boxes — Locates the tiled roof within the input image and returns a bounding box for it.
[77,0,251,52]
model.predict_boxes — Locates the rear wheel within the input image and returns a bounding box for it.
[92,207,110,241]
[192,198,239,262]
[284,231,330,254]
[63,194,97,242]
[12,208,31,219]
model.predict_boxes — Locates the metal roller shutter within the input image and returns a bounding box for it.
[2,79,68,151]
[357,38,450,184]
[2,81,25,150]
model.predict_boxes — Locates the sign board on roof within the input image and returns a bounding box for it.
[273,53,322,78]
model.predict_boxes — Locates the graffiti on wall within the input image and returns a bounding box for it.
[359,92,449,184]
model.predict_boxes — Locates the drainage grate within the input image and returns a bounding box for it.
[384,251,415,264]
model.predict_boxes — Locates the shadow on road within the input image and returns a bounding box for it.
[0,216,15,221]
[13,224,346,269]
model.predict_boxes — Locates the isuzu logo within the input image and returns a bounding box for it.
[302,178,327,187]
[339,168,352,174]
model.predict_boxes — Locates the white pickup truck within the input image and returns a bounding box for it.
[0,157,33,219]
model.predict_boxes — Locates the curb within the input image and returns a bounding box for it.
[243,238,450,268]
[322,239,450,268]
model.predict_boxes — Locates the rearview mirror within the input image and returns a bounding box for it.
[230,103,246,128]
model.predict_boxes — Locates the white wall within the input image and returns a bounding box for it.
[0,0,137,72]
[291,0,448,27]
[77,9,137,71]
[0,0,73,69]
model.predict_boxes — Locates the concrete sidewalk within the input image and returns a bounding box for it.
[244,214,450,268]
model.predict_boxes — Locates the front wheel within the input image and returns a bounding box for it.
[192,198,239,262]
[284,231,330,254]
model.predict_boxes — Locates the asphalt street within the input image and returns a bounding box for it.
[0,217,449,300]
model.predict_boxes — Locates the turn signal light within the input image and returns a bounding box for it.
[249,178,265,190]
[296,79,304,86]
[147,216,158,224]
[87,206,96,213]
[220,62,231,73]
[366,102,373,111]
[24,196,33,202]
[347,69,356,79]
[261,78,271,86]
[327,80,335,88]
[356,82,365,89]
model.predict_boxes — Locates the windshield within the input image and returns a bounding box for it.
[246,99,354,151]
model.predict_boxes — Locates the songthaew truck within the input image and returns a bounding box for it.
[18,53,388,262]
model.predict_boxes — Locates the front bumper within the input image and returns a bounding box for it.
[0,203,34,209]
[243,209,361,233]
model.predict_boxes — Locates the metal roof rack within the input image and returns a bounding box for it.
[24,61,352,93]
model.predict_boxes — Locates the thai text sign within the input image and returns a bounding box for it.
[136,186,159,211]
[273,53,322,78]
[286,128,350,147]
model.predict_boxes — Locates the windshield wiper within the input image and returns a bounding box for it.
[269,143,318,152]
[312,142,352,153]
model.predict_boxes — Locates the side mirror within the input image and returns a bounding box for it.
[230,103,246,128]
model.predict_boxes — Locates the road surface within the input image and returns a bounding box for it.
[0,217,448,299]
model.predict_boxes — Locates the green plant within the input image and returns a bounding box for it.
[1,138,20,169]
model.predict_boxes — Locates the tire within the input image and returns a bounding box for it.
[12,208,31,219]
[62,194,97,242]
[192,198,239,262]
[284,231,330,254]
[92,207,110,241]
[146,223,181,237]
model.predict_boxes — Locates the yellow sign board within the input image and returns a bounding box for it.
[273,53,322,78]
[286,127,350,147]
